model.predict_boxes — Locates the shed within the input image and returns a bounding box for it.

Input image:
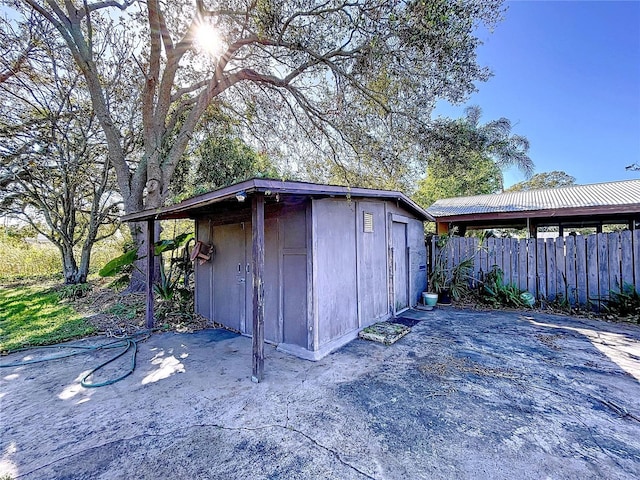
[122,179,432,380]
[428,179,640,237]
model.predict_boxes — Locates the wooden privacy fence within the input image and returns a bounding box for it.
[429,230,640,307]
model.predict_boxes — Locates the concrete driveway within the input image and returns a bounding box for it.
[2,308,640,479]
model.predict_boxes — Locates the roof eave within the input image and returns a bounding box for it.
[430,204,640,223]
[121,179,434,223]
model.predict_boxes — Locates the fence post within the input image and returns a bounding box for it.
[608,231,622,294]
[621,230,634,289]
[518,238,528,292]
[510,238,518,288]
[597,233,609,304]
[527,238,537,296]
[565,235,577,306]
[545,239,556,301]
[634,230,640,292]
[587,234,599,310]
[537,238,547,303]
[555,236,566,304]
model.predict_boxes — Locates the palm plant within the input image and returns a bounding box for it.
[421,105,534,195]
[429,234,476,301]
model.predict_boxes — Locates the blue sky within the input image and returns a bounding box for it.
[435,0,640,188]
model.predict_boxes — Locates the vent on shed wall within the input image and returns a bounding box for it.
[363,212,374,233]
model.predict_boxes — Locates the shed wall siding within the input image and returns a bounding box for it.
[386,204,428,306]
[312,198,359,347]
[356,201,389,325]
[194,204,310,348]
[280,205,310,349]
[194,219,214,320]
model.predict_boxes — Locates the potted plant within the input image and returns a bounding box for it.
[422,292,439,307]
[428,234,475,304]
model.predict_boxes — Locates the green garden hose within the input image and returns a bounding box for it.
[0,331,151,388]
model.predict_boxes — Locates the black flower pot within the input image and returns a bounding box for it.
[438,288,452,305]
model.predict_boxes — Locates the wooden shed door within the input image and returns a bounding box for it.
[213,223,250,332]
[392,221,409,313]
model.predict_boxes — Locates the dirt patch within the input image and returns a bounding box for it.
[69,279,209,336]
[535,333,563,350]
[418,356,520,380]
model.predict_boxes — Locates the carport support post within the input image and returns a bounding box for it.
[145,218,155,329]
[252,193,265,382]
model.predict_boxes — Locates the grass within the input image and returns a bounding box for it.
[0,284,96,353]
[1,240,61,281]
[0,236,125,282]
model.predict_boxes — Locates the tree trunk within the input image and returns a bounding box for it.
[127,220,161,293]
[76,240,93,285]
[59,243,82,284]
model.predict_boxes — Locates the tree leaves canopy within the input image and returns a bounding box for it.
[506,171,576,192]
[0,13,122,282]
[414,105,533,207]
[11,0,507,210]
[7,0,507,289]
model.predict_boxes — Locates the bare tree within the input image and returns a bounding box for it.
[0,17,121,283]
[0,11,41,83]
[13,0,505,289]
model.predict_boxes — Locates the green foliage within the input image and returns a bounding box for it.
[171,136,279,203]
[107,301,144,321]
[603,284,640,321]
[0,233,127,282]
[156,287,194,322]
[506,171,576,192]
[428,234,475,300]
[449,257,475,301]
[152,225,196,320]
[194,136,278,187]
[154,232,193,256]
[98,248,139,277]
[99,227,196,318]
[0,285,95,352]
[108,275,131,291]
[0,238,61,281]
[153,235,194,306]
[57,283,93,300]
[415,105,533,207]
[153,262,176,302]
[0,225,37,244]
[415,154,502,207]
[478,266,532,309]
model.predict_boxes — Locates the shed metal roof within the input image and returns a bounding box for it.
[122,178,434,222]
[427,179,640,218]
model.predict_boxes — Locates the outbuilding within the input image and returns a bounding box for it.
[123,179,432,380]
[428,179,640,237]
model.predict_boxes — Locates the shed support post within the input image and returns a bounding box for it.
[252,193,265,382]
[527,218,537,239]
[145,218,155,329]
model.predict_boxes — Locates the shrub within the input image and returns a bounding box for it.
[478,266,532,309]
[603,284,640,321]
[57,283,93,300]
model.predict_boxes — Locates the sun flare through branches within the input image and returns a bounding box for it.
[194,23,225,57]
